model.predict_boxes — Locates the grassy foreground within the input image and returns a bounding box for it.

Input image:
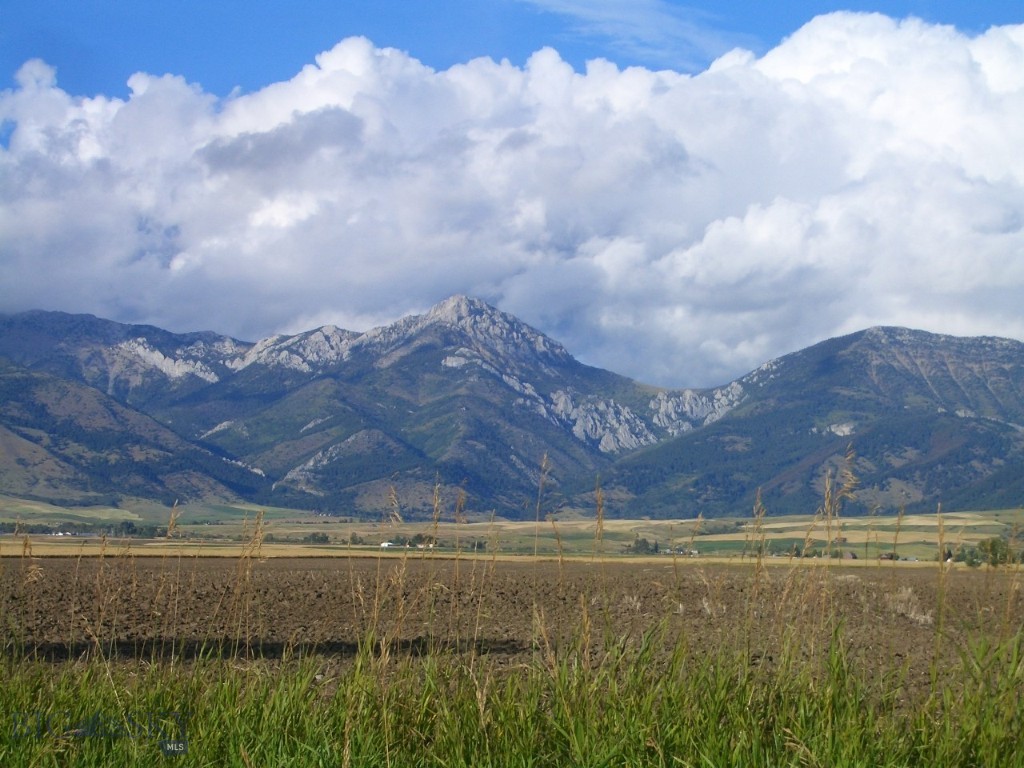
[1,626,1023,767]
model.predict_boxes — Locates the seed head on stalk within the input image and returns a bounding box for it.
[166,500,180,539]
[386,486,404,527]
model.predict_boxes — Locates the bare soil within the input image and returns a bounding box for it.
[3,555,1022,703]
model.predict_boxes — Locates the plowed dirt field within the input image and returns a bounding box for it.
[3,555,1021,704]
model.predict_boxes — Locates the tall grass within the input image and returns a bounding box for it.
[3,625,1022,766]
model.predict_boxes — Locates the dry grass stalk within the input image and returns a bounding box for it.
[549,514,565,590]
[165,499,180,539]
[387,486,404,527]
[534,453,550,558]
[592,478,605,562]
[453,489,467,526]
[229,509,267,655]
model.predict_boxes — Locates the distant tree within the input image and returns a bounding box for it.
[953,545,982,567]
[628,536,655,555]
[978,537,1010,566]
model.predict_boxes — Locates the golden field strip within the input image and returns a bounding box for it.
[0,542,951,567]
[3,500,1022,561]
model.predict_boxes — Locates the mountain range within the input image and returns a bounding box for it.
[1,296,1022,519]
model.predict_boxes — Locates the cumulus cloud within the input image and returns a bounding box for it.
[1,14,1023,387]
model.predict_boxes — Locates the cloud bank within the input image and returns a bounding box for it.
[2,13,1023,387]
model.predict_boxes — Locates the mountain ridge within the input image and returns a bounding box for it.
[1,300,1022,518]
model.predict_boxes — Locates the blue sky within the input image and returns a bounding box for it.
[1,2,1023,387]
[4,1,1021,97]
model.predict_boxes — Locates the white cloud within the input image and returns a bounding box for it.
[1,15,1023,387]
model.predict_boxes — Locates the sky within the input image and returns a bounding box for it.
[1,2,1023,387]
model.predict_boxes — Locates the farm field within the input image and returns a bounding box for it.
[4,491,1024,562]
[1,553,1019,680]
[3,544,1024,764]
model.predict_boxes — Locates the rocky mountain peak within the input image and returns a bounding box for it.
[424,294,487,324]
[420,295,572,366]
